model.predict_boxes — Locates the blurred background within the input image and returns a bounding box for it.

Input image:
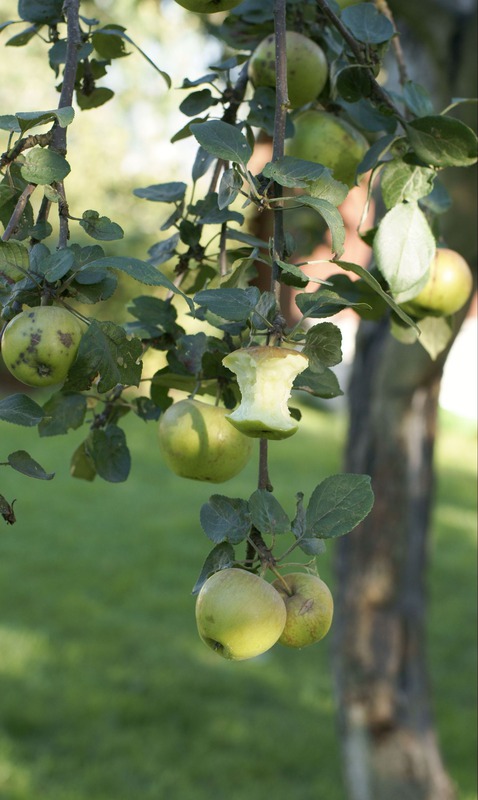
[0,1,476,799]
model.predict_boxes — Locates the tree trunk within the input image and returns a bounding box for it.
[333,322,459,800]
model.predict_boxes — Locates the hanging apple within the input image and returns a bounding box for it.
[272,572,334,648]
[1,305,83,387]
[158,397,253,482]
[195,568,287,660]
[222,346,308,440]
[248,31,328,109]
[400,248,473,318]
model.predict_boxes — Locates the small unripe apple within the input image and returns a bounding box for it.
[222,346,308,440]
[173,0,243,13]
[195,568,287,660]
[248,31,328,109]
[400,248,473,318]
[1,305,83,387]
[272,572,334,648]
[158,398,253,482]
[286,109,368,187]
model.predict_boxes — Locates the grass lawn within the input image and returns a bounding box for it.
[0,404,476,800]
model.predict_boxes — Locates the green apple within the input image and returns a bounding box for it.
[158,398,253,482]
[222,346,308,440]
[286,109,369,187]
[272,572,334,648]
[1,305,83,387]
[248,31,328,109]
[195,568,287,660]
[173,0,243,13]
[400,248,473,318]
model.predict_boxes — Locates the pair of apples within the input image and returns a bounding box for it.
[195,567,334,660]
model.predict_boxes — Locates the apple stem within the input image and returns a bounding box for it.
[269,566,293,596]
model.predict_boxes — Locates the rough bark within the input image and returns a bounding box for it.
[334,324,461,800]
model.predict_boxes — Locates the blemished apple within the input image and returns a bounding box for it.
[222,346,308,440]
[400,248,473,318]
[272,572,334,648]
[1,305,83,387]
[173,0,243,13]
[286,109,368,187]
[195,568,287,660]
[248,31,328,109]
[158,398,253,482]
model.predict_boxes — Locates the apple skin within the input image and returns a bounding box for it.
[195,568,287,660]
[286,109,368,187]
[248,31,328,109]
[400,248,473,318]
[158,398,253,483]
[1,306,83,387]
[272,572,333,648]
[222,346,308,440]
[173,0,243,13]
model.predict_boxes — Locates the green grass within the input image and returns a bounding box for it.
[0,405,476,800]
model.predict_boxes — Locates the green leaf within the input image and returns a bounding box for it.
[419,179,451,215]
[303,322,343,371]
[0,115,20,132]
[262,156,348,207]
[403,81,434,118]
[87,426,131,483]
[95,26,171,88]
[192,543,236,595]
[133,182,187,203]
[277,260,309,289]
[18,0,63,24]
[191,193,243,225]
[416,315,454,360]
[406,116,478,168]
[341,4,394,43]
[356,134,398,176]
[20,148,70,184]
[92,29,129,59]
[295,196,346,257]
[79,210,124,241]
[200,495,251,545]
[332,261,418,328]
[249,490,290,536]
[190,120,252,165]
[76,87,114,110]
[0,394,45,426]
[75,256,194,312]
[297,537,327,556]
[15,107,74,134]
[42,248,76,282]
[380,161,436,208]
[373,202,436,302]
[70,440,96,482]
[148,234,180,266]
[63,320,143,393]
[218,168,243,210]
[0,240,29,281]
[295,288,364,319]
[306,474,374,538]
[179,89,216,117]
[293,367,343,399]
[194,286,260,321]
[7,450,54,480]
[335,65,373,103]
[5,24,41,48]
[192,146,215,183]
[39,393,87,437]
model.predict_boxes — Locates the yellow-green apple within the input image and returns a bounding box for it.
[1,305,83,387]
[195,568,287,660]
[272,572,333,648]
[158,398,253,482]
[222,346,308,440]
[286,109,368,187]
[248,31,328,108]
[400,248,473,318]
[173,0,243,12]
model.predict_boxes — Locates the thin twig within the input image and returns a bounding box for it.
[0,132,52,170]
[1,184,36,242]
[375,0,408,87]
[270,0,289,306]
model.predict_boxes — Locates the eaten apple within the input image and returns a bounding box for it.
[173,0,243,13]
[1,305,83,387]
[158,397,253,482]
[400,248,473,318]
[195,568,287,660]
[286,109,368,187]
[222,346,308,440]
[248,31,328,109]
[272,572,333,648]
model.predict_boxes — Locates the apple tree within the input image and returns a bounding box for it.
[0,0,476,797]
